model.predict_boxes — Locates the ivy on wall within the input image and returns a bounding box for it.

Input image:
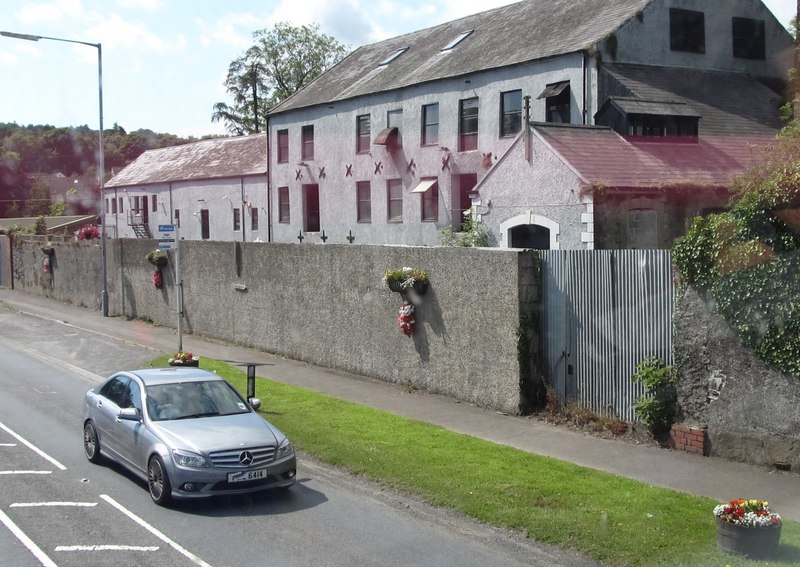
[672,128,800,377]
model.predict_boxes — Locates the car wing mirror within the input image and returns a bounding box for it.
[117,407,142,422]
[248,397,262,410]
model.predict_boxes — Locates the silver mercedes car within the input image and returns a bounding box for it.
[83,367,296,505]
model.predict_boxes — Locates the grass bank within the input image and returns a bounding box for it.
[153,356,800,566]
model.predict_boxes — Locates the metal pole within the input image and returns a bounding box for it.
[176,227,183,352]
[0,31,109,316]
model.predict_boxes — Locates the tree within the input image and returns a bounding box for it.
[212,23,348,135]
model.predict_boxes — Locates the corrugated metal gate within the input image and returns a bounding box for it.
[0,236,10,288]
[540,250,674,421]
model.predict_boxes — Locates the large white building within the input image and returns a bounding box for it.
[105,0,794,248]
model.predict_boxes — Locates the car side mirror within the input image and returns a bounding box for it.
[248,397,261,410]
[118,407,142,422]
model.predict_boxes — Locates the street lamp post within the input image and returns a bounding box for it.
[1,31,109,316]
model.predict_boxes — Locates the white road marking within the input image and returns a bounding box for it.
[0,471,52,475]
[2,339,104,384]
[0,508,58,567]
[56,544,159,552]
[100,494,214,567]
[0,443,17,447]
[0,421,67,471]
[11,502,98,508]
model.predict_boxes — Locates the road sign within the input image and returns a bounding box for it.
[157,224,176,239]
[157,240,175,250]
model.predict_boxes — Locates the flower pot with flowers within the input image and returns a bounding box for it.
[168,352,200,367]
[714,499,782,558]
[75,224,101,241]
[383,267,429,294]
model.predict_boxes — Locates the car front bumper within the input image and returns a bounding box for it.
[167,454,297,499]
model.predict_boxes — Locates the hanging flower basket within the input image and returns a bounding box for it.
[168,352,199,367]
[383,267,429,295]
[146,249,168,267]
[714,499,782,558]
[39,243,55,256]
[152,268,163,289]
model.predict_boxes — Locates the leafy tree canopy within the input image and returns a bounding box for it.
[212,22,348,135]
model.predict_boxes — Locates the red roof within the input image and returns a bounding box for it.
[532,123,774,190]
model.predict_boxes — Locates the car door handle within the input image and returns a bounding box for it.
[97,401,103,408]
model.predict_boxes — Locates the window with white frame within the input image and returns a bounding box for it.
[357,181,371,222]
[387,179,403,222]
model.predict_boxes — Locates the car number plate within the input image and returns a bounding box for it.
[228,468,267,483]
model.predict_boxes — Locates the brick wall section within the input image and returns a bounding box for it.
[670,424,708,456]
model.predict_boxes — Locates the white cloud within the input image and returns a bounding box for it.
[115,0,162,12]
[196,12,260,49]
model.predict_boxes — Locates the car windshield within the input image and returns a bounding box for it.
[145,380,251,421]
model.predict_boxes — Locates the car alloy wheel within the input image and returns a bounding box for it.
[147,456,172,506]
[83,422,102,464]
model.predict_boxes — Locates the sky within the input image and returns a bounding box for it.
[0,0,796,138]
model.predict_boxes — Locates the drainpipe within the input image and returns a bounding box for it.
[523,95,531,163]
[240,177,246,242]
[582,51,588,125]
[265,117,273,243]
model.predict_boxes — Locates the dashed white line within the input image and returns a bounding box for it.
[56,544,159,552]
[11,502,98,508]
[0,421,67,471]
[0,443,17,447]
[0,508,58,567]
[100,494,213,567]
[0,471,52,476]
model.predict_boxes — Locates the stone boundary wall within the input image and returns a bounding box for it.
[11,237,541,415]
[673,287,800,470]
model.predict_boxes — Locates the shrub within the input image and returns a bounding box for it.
[632,356,676,435]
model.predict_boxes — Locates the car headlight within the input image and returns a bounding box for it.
[276,438,294,459]
[172,449,209,468]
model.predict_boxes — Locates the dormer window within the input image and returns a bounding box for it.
[441,30,473,51]
[378,47,408,66]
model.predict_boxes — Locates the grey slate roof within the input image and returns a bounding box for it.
[601,64,785,136]
[105,135,266,188]
[270,0,651,114]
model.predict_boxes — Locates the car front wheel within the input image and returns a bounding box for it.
[83,422,102,464]
[147,455,172,506]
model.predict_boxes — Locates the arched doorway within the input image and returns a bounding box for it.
[499,212,560,249]
[509,224,551,249]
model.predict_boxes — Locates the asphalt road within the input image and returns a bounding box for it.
[0,303,596,567]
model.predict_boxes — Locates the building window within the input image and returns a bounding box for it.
[200,210,210,240]
[277,129,289,163]
[541,82,570,123]
[278,187,290,223]
[500,90,522,137]
[233,208,241,231]
[670,8,705,53]
[627,209,658,248]
[732,17,765,59]
[421,103,439,146]
[628,115,698,137]
[174,209,180,228]
[387,109,403,147]
[357,181,371,223]
[387,179,403,222]
[110,199,115,214]
[356,114,371,153]
[151,195,157,212]
[118,198,123,213]
[459,97,479,151]
[421,179,439,221]
[303,184,320,232]
[301,125,314,161]
[251,207,259,231]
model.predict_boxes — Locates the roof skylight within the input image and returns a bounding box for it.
[441,30,474,51]
[378,47,409,66]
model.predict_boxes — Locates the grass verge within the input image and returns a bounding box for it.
[151,356,800,566]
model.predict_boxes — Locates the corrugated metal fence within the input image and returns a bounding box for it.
[540,250,674,421]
